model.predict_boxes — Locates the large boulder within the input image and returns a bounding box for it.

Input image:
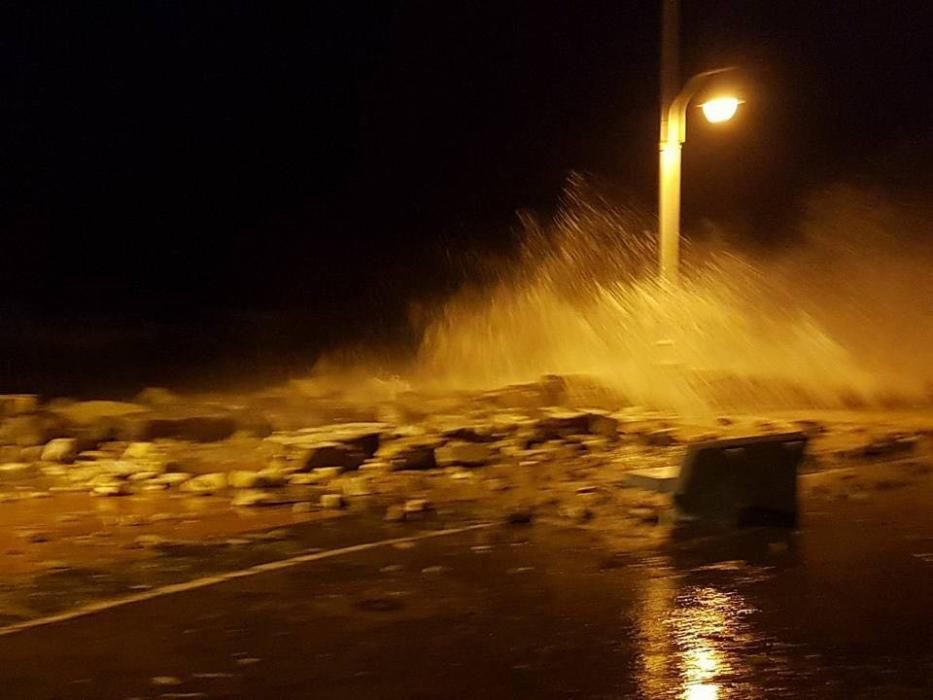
[40,438,79,463]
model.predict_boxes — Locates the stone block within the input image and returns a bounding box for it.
[623,466,680,493]
[674,432,807,527]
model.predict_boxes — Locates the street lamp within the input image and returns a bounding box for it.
[658,0,742,284]
[700,96,741,123]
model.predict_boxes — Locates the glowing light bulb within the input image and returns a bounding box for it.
[701,97,740,123]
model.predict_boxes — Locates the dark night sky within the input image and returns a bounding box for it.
[1,1,931,392]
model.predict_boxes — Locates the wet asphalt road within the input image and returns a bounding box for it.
[2,466,933,699]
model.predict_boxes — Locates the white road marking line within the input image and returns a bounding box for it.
[0,522,494,638]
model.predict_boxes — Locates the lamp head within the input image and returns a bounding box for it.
[700,96,741,123]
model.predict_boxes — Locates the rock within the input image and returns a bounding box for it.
[384,504,405,522]
[270,423,386,458]
[379,439,439,471]
[320,493,345,509]
[533,411,591,440]
[102,458,166,479]
[587,412,620,438]
[439,423,500,443]
[0,394,38,416]
[313,466,343,481]
[640,428,679,447]
[40,438,78,463]
[623,466,680,494]
[93,483,131,497]
[435,441,494,467]
[339,476,373,497]
[296,442,367,471]
[255,468,288,487]
[123,442,158,460]
[359,459,392,473]
[526,410,619,444]
[288,472,323,486]
[231,489,277,507]
[227,470,261,489]
[403,498,431,515]
[152,472,190,488]
[179,472,227,494]
[126,470,157,483]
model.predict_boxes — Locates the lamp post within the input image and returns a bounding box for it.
[658,0,741,284]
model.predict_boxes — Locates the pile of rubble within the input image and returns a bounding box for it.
[0,378,693,523]
[1,376,928,525]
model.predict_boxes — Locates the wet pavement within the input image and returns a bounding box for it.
[0,461,932,699]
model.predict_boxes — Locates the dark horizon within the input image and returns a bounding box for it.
[1,0,932,395]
